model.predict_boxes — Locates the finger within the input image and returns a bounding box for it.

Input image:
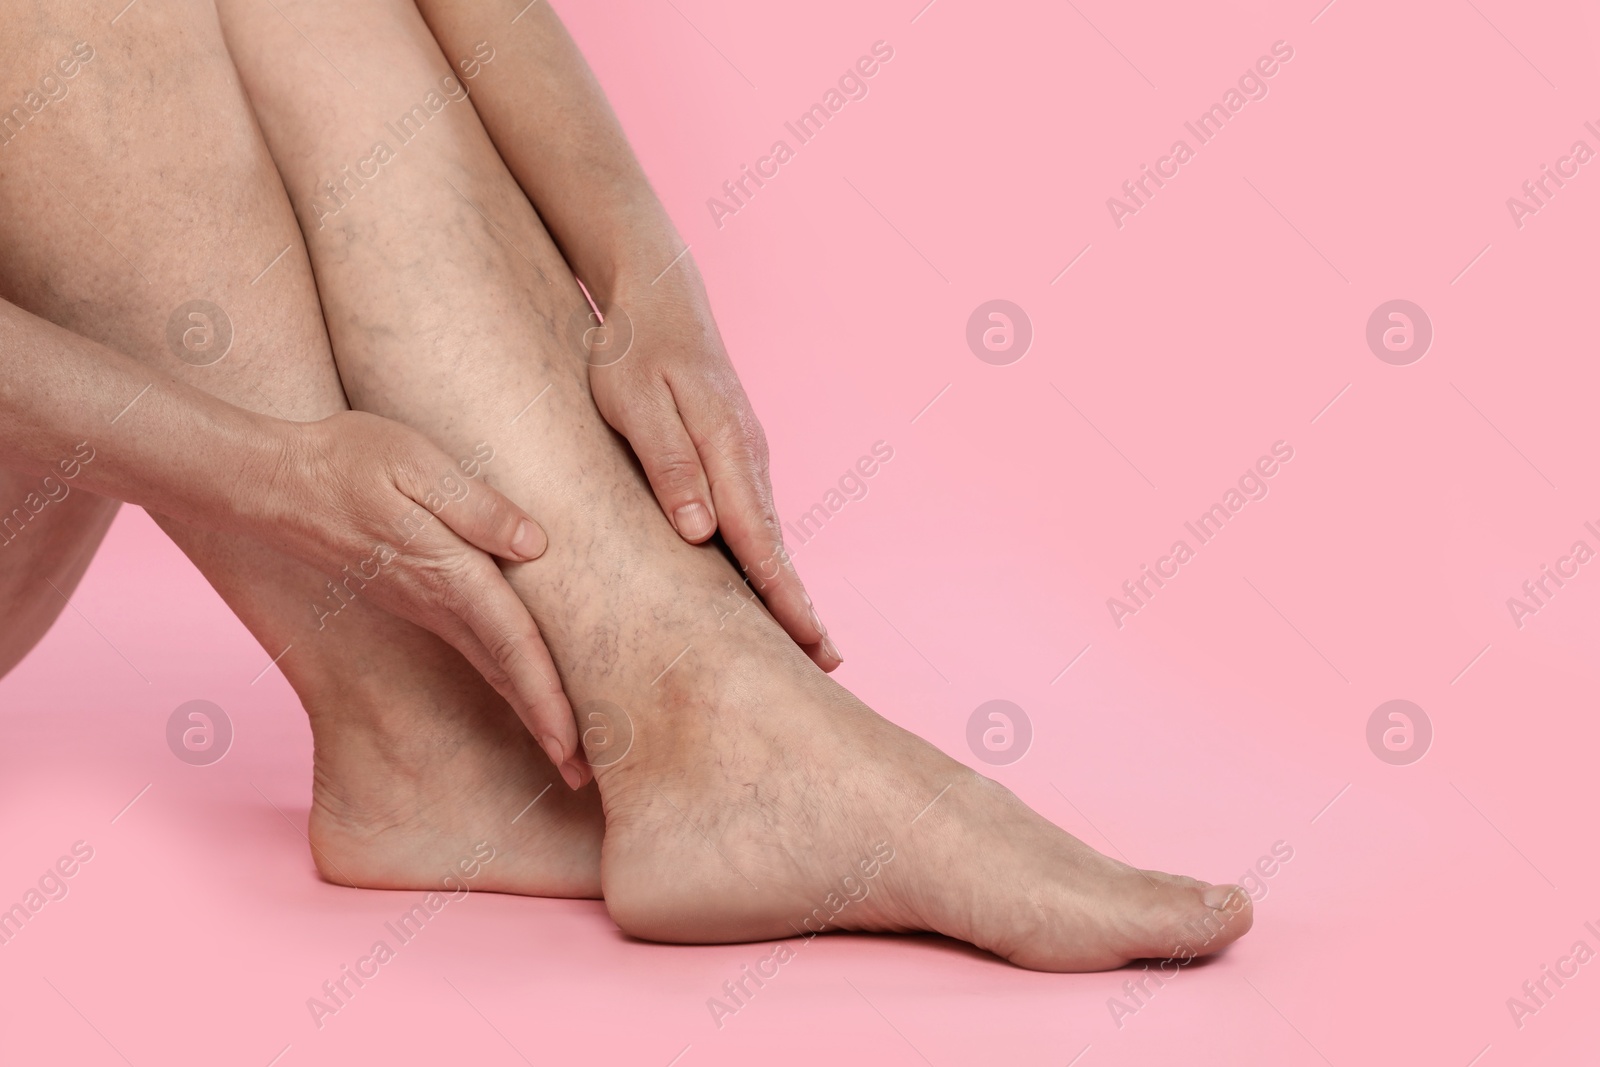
[594,373,717,543]
[387,546,590,789]
[676,385,841,671]
[458,607,592,791]
[393,443,548,562]
[452,594,592,790]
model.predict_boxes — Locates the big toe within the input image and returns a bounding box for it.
[1158,881,1254,958]
[991,869,1252,972]
[1099,878,1253,968]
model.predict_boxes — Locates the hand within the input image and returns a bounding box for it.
[243,410,589,789]
[584,280,840,671]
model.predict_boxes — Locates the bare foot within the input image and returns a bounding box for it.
[301,618,603,899]
[592,633,1251,972]
[201,0,1251,968]
[0,0,611,905]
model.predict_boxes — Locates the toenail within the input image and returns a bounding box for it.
[1202,884,1245,911]
[673,502,714,540]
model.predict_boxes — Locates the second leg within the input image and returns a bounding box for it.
[0,0,600,896]
[222,0,1253,970]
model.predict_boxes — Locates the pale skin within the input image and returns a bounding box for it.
[0,0,1253,970]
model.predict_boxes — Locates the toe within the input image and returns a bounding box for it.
[1141,869,1208,891]
[1105,878,1253,967]
[1171,882,1253,957]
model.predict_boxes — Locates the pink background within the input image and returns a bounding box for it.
[4,0,1599,1063]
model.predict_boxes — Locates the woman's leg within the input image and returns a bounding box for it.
[0,469,119,679]
[0,0,600,895]
[219,0,1252,969]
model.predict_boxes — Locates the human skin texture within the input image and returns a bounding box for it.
[411,0,839,673]
[211,0,1255,970]
[0,0,602,895]
[0,192,585,780]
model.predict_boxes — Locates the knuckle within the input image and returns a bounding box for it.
[621,373,668,413]
[395,502,437,546]
[729,408,769,461]
[413,549,475,603]
[487,629,526,671]
[467,486,511,531]
[649,451,703,496]
[387,430,445,491]
[470,652,511,690]
[741,483,783,538]
[723,425,772,489]
[743,518,792,585]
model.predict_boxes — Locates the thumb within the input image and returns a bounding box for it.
[397,459,548,562]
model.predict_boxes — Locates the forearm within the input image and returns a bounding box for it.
[415,0,695,307]
[0,298,282,527]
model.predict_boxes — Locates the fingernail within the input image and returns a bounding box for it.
[512,520,546,560]
[821,636,842,664]
[807,606,828,637]
[538,734,567,769]
[673,502,714,541]
[1202,884,1243,911]
[559,761,585,790]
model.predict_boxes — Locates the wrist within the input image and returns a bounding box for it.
[228,411,306,531]
[602,256,714,327]
[167,400,298,536]
[574,210,702,311]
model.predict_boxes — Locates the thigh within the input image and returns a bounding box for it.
[0,0,342,420]
[0,0,401,676]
